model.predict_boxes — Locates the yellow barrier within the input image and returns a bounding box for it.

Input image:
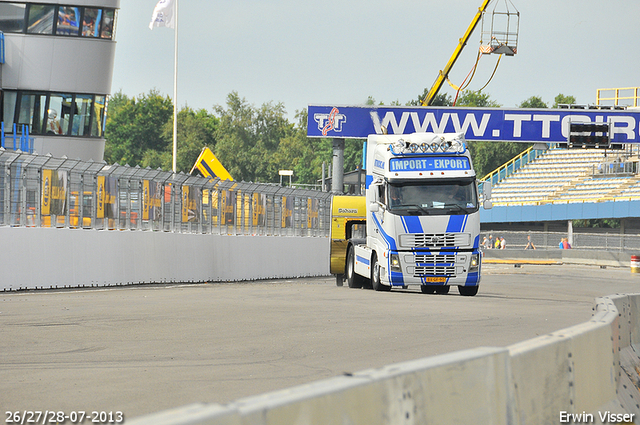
[597,87,640,108]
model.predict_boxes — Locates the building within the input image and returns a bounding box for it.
[0,0,119,161]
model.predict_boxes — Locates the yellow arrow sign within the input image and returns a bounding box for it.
[190,147,233,181]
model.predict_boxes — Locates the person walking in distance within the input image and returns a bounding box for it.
[524,235,536,250]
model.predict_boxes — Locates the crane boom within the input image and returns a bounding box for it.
[421,0,492,106]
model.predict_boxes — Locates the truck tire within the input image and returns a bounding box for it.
[458,285,479,296]
[346,247,364,289]
[371,253,391,292]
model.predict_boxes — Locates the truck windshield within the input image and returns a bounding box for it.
[387,179,478,215]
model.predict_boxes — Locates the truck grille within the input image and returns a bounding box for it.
[414,266,456,276]
[401,233,470,248]
[414,254,455,264]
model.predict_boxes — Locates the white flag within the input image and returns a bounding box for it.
[149,0,175,30]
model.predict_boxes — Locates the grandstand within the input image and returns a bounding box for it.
[486,146,640,206]
[479,144,640,251]
[484,87,640,208]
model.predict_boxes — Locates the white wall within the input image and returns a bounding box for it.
[4,35,116,94]
[0,227,330,291]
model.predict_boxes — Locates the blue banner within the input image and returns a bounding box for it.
[307,105,640,143]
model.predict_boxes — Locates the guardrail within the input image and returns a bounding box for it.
[597,87,640,108]
[0,149,332,237]
[480,230,640,252]
[0,124,35,153]
[482,248,637,269]
[491,196,640,207]
[592,160,637,177]
[127,293,640,424]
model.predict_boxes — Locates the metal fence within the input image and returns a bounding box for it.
[591,160,638,177]
[481,230,640,252]
[1,124,35,153]
[0,149,333,237]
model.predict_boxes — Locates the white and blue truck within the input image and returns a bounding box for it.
[341,132,492,296]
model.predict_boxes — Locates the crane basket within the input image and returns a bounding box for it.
[480,0,519,56]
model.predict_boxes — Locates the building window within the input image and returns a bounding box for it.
[100,8,114,39]
[17,92,47,134]
[2,3,115,39]
[3,91,17,130]
[48,93,72,135]
[56,6,80,36]
[92,95,105,137]
[82,7,101,37]
[2,90,107,138]
[27,4,55,34]
[0,3,27,33]
[71,94,92,136]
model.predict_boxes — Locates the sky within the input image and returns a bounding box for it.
[111,0,640,120]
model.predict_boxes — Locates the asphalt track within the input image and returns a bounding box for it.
[1,263,639,420]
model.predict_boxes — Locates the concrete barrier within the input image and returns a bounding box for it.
[484,248,635,268]
[129,347,513,425]
[128,294,640,425]
[509,305,621,424]
[0,227,330,291]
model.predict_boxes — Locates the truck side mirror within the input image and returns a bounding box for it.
[483,199,493,210]
[369,203,380,213]
[482,181,492,200]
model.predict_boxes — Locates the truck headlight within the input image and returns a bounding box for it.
[390,254,401,272]
[469,254,480,272]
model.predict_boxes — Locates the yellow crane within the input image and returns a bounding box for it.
[421,0,519,106]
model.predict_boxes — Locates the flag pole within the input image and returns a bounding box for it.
[172,0,178,173]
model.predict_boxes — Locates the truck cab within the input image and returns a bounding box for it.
[346,132,491,296]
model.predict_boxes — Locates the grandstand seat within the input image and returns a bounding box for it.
[488,147,637,205]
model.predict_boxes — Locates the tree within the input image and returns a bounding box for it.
[553,94,576,108]
[449,91,521,178]
[456,90,501,108]
[409,89,453,106]
[104,89,173,166]
[270,109,321,185]
[519,96,548,108]
[469,141,531,178]
[160,107,219,173]
[105,90,218,173]
[214,92,294,183]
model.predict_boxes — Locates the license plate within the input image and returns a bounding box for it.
[425,277,447,283]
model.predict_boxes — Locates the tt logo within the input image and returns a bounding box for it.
[314,107,347,136]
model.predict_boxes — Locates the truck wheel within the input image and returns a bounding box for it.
[458,285,479,296]
[435,286,450,295]
[336,274,344,287]
[371,253,391,292]
[346,248,363,289]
